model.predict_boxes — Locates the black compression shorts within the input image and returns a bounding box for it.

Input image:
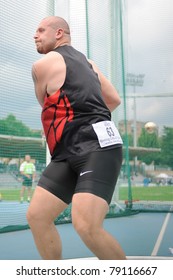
[38,147,122,205]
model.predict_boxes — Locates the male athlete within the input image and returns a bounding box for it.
[27,16,126,260]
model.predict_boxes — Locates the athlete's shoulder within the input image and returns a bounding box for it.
[33,51,62,68]
[32,51,64,82]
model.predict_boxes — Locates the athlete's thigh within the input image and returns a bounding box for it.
[72,192,109,228]
[75,147,122,204]
[28,186,67,222]
[38,160,78,204]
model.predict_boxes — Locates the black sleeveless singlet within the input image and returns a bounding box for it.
[41,45,119,160]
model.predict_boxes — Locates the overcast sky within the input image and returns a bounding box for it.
[0,0,172,133]
[125,0,173,131]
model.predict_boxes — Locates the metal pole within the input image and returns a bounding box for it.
[108,0,116,83]
[46,0,55,15]
[133,84,137,174]
[85,0,90,58]
[119,0,133,208]
[133,84,137,148]
[45,0,55,166]
[126,73,145,175]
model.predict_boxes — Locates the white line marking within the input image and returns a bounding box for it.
[151,212,171,256]
[69,256,173,260]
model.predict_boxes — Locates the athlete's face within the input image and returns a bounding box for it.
[34,19,57,54]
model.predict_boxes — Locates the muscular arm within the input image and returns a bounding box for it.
[32,62,46,107]
[32,52,66,107]
[88,60,121,112]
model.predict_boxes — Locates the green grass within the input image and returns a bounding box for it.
[119,186,173,201]
[0,186,173,202]
[0,188,34,201]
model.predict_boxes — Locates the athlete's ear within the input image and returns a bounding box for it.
[55,28,64,39]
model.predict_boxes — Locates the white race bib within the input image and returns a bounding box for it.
[92,121,123,148]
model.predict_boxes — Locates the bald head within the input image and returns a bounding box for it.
[42,16,70,34]
[34,16,71,54]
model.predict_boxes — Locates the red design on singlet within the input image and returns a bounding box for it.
[41,89,74,155]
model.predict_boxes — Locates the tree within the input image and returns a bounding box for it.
[137,128,161,165]
[0,114,45,162]
[0,114,41,137]
[160,127,173,168]
[138,128,160,148]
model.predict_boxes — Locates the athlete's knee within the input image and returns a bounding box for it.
[72,216,99,241]
[26,204,45,228]
[26,205,36,226]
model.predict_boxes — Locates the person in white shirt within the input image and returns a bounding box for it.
[19,155,36,202]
